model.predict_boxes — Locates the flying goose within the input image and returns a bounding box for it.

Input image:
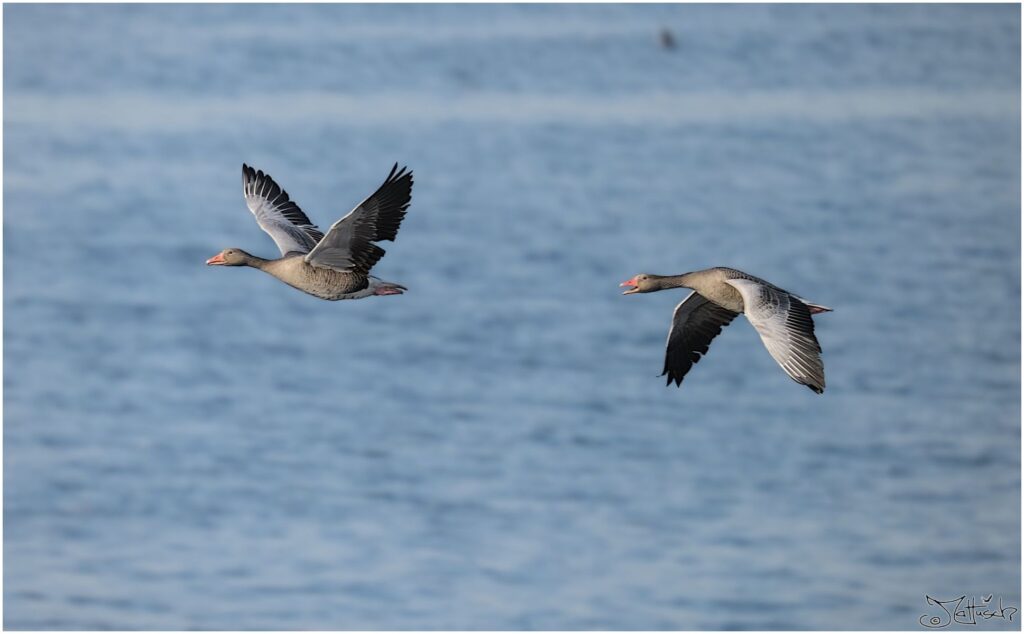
[207,163,413,300]
[620,267,831,393]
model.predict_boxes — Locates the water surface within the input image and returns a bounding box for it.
[4,4,1020,630]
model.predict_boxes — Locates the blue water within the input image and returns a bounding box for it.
[4,4,1020,630]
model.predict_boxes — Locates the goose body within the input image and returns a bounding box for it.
[621,267,831,393]
[207,163,413,301]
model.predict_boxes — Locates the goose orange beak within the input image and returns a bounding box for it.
[206,253,226,265]
[620,277,638,294]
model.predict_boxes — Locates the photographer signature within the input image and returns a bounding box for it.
[920,595,1017,628]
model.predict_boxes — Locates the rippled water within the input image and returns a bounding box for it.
[4,4,1020,630]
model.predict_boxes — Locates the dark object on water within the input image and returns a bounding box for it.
[207,164,414,301]
[621,267,832,393]
[659,28,677,50]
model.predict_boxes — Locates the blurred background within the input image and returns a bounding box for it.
[4,4,1020,630]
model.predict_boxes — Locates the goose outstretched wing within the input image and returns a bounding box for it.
[304,164,413,274]
[725,278,826,393]
[242,164,324,256]
[663,291,739,387]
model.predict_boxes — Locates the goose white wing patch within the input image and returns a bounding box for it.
[725,277,826,393]
[242,164,324,256]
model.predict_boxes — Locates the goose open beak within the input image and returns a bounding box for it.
[206,253,226,265]
[620,277,638,294]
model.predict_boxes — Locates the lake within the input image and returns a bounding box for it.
[4,4,1020,629]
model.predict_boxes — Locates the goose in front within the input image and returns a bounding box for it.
[620,267,832,393]
[207,163,413,300]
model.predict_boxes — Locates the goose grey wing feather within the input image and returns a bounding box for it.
[663,291,739,387]
[242,164,324,256]
[724,278,826,393]
[305,164,413,274]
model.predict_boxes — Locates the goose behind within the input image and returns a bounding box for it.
[620,267,832,393]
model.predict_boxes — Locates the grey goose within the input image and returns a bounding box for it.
[621,267,831,393]
[207,163,413,300]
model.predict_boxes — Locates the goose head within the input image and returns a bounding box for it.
[206,248,251,266]
[620,274,659,294]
